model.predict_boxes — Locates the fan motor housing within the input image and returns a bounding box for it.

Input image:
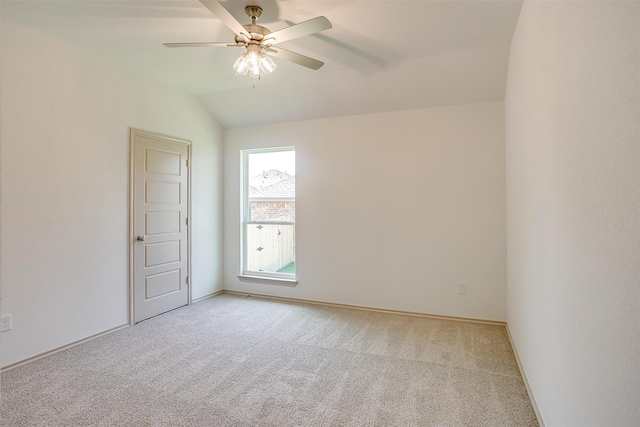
[235,24,271,44]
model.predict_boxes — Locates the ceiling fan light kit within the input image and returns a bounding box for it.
[164,1,332,82]
[233,44,277,79]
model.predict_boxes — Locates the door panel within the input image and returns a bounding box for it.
[132,129,190,323]
[145,149,181,175]
[145,241,181,267]
[145,211,181,235]
[145,269,181,299]
[146,181,180,203]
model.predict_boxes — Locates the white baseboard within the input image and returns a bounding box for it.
[222,290,506,326]
[1,323,130,372]
[191,289,224,304]
[220,291,544,421]
[505,324,545,427]
[2,291,225,371]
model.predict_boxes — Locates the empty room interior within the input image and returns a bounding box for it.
[1,1,638,426]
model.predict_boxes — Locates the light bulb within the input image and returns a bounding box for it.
[248,50,262,78]
[248,64,262,79]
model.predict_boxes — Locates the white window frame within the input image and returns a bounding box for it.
[238,147,297,286]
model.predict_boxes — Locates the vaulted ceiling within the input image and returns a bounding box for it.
[2,0,523,128]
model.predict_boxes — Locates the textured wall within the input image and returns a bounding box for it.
[505,1,640,425]
[224,101,507,321]
[0,20,224,367]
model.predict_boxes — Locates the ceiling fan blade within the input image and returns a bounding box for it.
[163,42,241,48]
[266,47,324,70]
[264,16,332,45]
[199,0,248,37]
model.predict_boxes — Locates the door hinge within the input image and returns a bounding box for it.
[186,276,189,285]
[185,217,188,226]
[186,159,189,167]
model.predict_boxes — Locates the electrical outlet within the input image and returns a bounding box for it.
[1,314,12,332]
[458,283,467,294]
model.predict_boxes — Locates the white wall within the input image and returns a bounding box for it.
[0,20,224,367]
[505,1,640,425]
[224,102,507,321]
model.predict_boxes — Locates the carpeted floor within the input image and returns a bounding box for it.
[1,294,538,426]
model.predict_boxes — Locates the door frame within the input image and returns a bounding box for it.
[129,128,192,326]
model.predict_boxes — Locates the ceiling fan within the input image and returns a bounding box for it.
[164,0,332,80]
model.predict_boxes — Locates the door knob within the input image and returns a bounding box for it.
[136,235,145,242]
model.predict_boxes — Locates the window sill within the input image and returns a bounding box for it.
[238,275,298,287]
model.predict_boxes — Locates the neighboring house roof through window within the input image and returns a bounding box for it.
[248,169,292,193]
[249,172,295,201]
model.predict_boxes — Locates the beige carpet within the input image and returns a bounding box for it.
[1,294,538,426]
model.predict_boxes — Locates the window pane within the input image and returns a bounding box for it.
[247,151,295,222]
[243,148,295,277]
[246,223,295,274]
[249,199,295,223]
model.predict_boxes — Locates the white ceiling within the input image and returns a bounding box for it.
[2,0,523,128]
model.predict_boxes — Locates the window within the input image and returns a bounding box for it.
[240,147,296,284]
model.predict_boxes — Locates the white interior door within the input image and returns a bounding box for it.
[131,129,190,323]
